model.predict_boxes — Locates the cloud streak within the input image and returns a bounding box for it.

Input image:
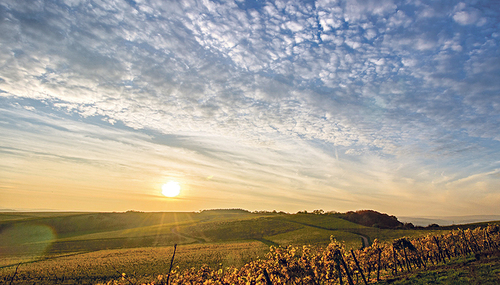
[0,0,499,215]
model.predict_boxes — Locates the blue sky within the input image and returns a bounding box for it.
[0,0,499,216]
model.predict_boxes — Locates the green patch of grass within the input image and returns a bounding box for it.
[266,227,363,249]
[57,220,196,241]
[0,212,89,222]
[0,242,269,284]
[351,227,447,244]
[45,233,194,255]
[375,254,500,285]
[179,216,303,242]
[2,211,499,284]
[282,213,366,230]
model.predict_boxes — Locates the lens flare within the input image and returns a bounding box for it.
[0,223,55,261]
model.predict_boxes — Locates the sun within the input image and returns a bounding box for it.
[161,181,181,197]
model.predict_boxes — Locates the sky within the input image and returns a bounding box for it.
[0,0,499,216]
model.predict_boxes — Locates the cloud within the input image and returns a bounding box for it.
[0,0,499,215]
[452,2,484,26]
[342,0,397,22]
[453,10,478,25]
[0,98,373,211]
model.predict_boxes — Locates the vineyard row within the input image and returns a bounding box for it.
[99,224,499,284]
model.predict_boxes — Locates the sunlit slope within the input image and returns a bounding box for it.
[0,211,199,238]
[0,242,271,283]
[0,210,430,260]
[0,211,365,256]
[57,220,195,241]
[0,212,192,257]
[0,210,277,256]
[282,213,366,229]
[0,212,87,222]
[176,214,367,247]
[0,210,247,237]
[281,214,446,245]
[38,212,201,238]
[266,227,364,248]
[178,216,302,243]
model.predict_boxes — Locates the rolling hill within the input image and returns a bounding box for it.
[1,209,499,284]
[0,209,369,259]
[0,208,457,263]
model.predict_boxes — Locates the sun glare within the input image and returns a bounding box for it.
[161,181,181,197]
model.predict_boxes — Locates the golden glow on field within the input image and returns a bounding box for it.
[161,181,181,197]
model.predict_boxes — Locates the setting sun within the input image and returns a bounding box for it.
[161,181,181,197]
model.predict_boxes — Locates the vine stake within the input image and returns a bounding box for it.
[166,244,177,285]
[350,249,368,285]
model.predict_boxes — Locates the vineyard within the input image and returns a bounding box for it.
[99,225,500,285]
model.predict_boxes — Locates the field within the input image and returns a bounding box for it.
[1,242,269,284]
[374,253,500,284]
[0,210,495,284]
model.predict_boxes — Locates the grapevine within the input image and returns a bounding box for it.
[97,225,500,284]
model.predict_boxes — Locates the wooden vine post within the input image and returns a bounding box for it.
[460,229,473,255]
[334,252,344,285]
[262,268,273,285]
[166,244,177,285]
[485,231,493,250]
[392,246,398,275]
[376,247,382,282]
[401,245,411,272]
[433,236,445,263]
[350,249,368,285]
[469,231,481,253]
[335,249,354,285]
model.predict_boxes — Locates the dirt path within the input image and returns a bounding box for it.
[360,235,369,247]
[344,231,370,247]
[170,226,206,243]
[280,218,371,247]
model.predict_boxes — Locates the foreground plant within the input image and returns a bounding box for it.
[98,225,500,285]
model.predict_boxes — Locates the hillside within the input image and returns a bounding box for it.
[0,208,452,266]
[2,209,496,265]
[338,210,405,229]
[1,209,499,284]
[0,210,369,260]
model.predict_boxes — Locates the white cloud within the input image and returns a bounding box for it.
[453,11,478,25]
[0,0,499,215]
[415,38,437,50]
[343,0,397,22]
[364,29,377,40]
[451,2,482,26]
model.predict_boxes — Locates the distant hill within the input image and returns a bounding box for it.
[399,215,500,227]
[338,210,405,229]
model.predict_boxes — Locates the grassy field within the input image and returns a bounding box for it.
[373,253,500,285]
[0,210,492,284]
[0,242,270,284]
